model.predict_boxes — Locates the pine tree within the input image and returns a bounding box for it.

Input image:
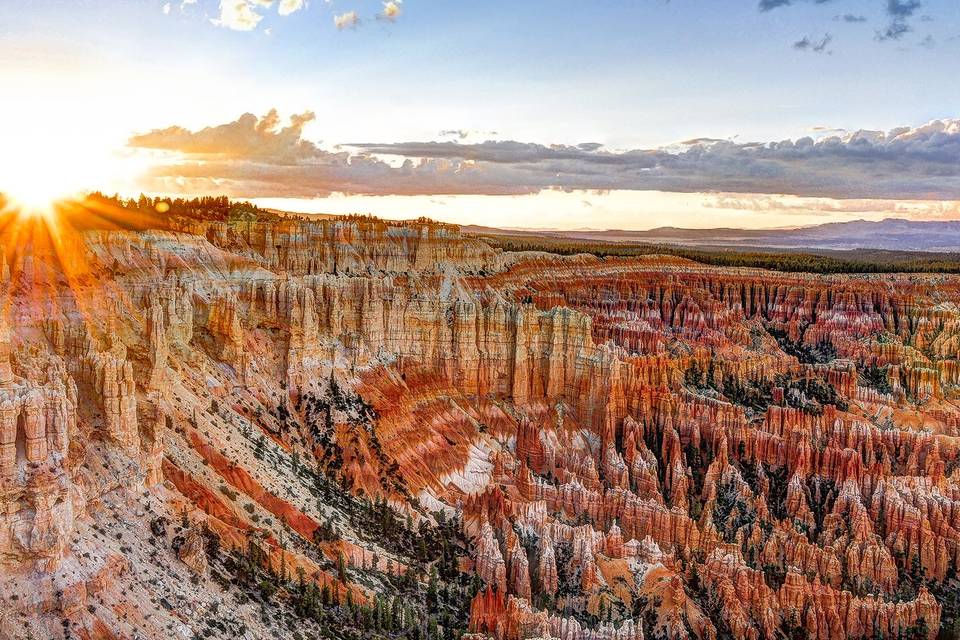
[337,551,349,584]
[427,566,439,611]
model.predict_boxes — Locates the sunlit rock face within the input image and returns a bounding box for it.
[0,208,957,639]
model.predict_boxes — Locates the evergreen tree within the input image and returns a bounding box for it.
[337,551,349,584]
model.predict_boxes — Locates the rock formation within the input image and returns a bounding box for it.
[0,206,956,639]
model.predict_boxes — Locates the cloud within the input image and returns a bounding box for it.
[887,0,921,19]
[680,137,728,145]
[162,3,171,15]
[129,111,960,201]
[334,2,406,30]
[877,0,922,40]
[212,0,306,31]
[278,0,305,17]
[877,19,911,39]
[759,0,792,10]
[334,10,360,29]
[129,109,319,160]
[793,33,833,53]
[764,1,929,45]
[380,0,402,21]
[703,194,960,218]
[758,0,833,11]
[439,129,499,141]
[213,0,274,31]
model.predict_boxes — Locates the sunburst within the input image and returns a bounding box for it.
[0,191,171,342]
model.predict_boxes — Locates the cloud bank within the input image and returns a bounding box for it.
[128,111,960,201]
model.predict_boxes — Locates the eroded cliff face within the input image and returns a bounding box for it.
[0,211,957,639]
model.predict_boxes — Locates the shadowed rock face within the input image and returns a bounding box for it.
[0,212,957,639]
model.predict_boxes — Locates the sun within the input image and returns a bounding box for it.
[0,119,145,222]
[2,181,70,220]
[0,147,88,220]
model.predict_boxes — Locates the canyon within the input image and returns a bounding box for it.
[0,202,957,640]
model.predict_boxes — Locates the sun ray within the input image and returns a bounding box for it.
[0,192,175,365]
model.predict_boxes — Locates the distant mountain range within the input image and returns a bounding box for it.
[463,218,960,252]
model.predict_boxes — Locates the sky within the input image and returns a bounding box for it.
[1,0,960,229]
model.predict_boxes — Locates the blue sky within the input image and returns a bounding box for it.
[2,0,960,228]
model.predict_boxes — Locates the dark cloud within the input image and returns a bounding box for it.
[759,0,833,11]
[877,20,911,40]
[759,0,793,10]
[681,137,728,145]
[764,1,928,45]
[793,33,833,52]
[129,111,960,201]
[347,140,660,166]
[877,0,922,40]
[887,0,921,19]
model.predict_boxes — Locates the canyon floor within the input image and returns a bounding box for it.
[0,201,958,640]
